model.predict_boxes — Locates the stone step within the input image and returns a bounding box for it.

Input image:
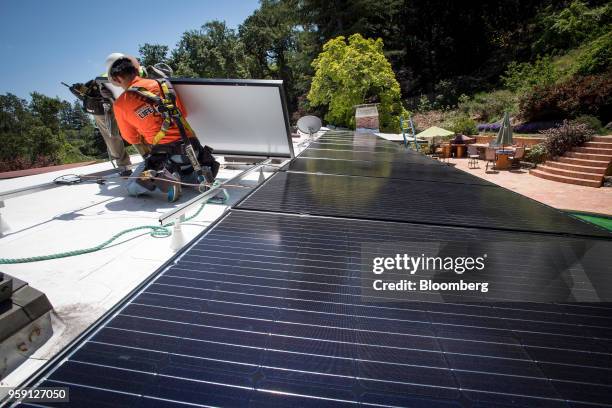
[584,141,612,149]
[546,160,607,174]
[530,169,602,187]
[591,136,612,143]
[557,156,610,167]
[535,164,604,181]
[573,146,612,155]
[565,151,612,161]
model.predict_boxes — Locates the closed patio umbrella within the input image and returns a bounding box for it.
[495,112,513,150]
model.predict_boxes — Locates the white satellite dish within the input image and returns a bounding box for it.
[297,115,322,138]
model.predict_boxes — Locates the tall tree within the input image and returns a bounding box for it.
[171,21,250,79]
[239,0,315,112]
[308,34,405,132]
[138,43,170,67]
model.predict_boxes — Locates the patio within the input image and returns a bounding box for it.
[447,156,612,216]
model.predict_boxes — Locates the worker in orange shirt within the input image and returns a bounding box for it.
[106,55,219,202]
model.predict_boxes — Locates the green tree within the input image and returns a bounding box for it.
[0,93,33,164]
[308,34,405,132]
[171,20,250,79]
[239,0,311,112]
[502,56,561,93]
[533,1,610,55]
[575,31,612,75]
[138,43,169,67]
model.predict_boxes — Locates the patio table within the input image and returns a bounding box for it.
[495,149,513,170]
[451,144,466,158]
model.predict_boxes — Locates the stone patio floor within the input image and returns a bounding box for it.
[448,156,612,216]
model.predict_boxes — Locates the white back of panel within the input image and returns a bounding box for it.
[100,79,293,158]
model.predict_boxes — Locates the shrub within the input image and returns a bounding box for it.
[575,32,612,75]
[502,57,561,94]
[573,115,604,133]
[478,121,561,134]
[457,90,518,122]
[519,74,612,122]
[308,34,406,132]
[449,115,477,136]
[525,144,548,164]
[417,95,434,112]
[541,120,595,158]
[477,123,501,132]
[513,121,561,133]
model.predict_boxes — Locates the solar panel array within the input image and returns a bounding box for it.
[15,131,612,408]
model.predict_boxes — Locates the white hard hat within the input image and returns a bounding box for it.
[105,52,141,85]
[105,52,126,73]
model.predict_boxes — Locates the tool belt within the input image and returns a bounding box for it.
[145,139,220,181]
[127,78,220,190]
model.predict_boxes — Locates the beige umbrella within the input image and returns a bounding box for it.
[416,126,454,144]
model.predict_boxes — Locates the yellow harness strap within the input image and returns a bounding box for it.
[127,79,195,145]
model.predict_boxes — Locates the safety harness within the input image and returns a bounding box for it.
[126,78,216,187]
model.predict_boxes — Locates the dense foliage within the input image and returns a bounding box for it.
[519,74,612,122]
[307,34,405,131]
[532,0,611,55]
[541,120,595,158]
[449,115,478,135]
[525,144,548,164]
[457,90,519,122]
[4,0,611,171]
[502,57,562,94]
[0,93,104,172]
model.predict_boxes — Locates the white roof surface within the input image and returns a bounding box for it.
[0,142,309,391]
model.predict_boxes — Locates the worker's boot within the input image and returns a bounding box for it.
[118,166,133,177]
[165,171,182,203]
[167,184,181,203]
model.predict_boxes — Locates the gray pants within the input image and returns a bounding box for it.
[127,158,200,198]
[93,110,131,168]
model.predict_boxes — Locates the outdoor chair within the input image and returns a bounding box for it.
[484,147,497,172]
[510,146,526,168]
[439,144,451,164]
[432,144,442,160]
[467,144,479,168]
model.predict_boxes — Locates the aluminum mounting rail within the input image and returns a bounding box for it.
[158,158,273,225]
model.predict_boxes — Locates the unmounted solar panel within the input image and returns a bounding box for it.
[13,131,612,408]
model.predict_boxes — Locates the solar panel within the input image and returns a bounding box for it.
[13,131,612,408]
[237,171,611,238]
[285,157,493,185]
[99,78,295,158]
[307,142,401,153]
[18,211,612,407]
[298,148,437,163]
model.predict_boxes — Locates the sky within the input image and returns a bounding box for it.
[0,0,259,102]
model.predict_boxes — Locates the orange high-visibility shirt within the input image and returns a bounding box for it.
[113,77,192,145]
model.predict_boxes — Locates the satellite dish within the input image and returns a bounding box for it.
[297,115,322,138]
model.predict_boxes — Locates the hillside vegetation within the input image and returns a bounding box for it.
[1,0,610,171]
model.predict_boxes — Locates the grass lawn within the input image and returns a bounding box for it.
[572,213,612,231]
